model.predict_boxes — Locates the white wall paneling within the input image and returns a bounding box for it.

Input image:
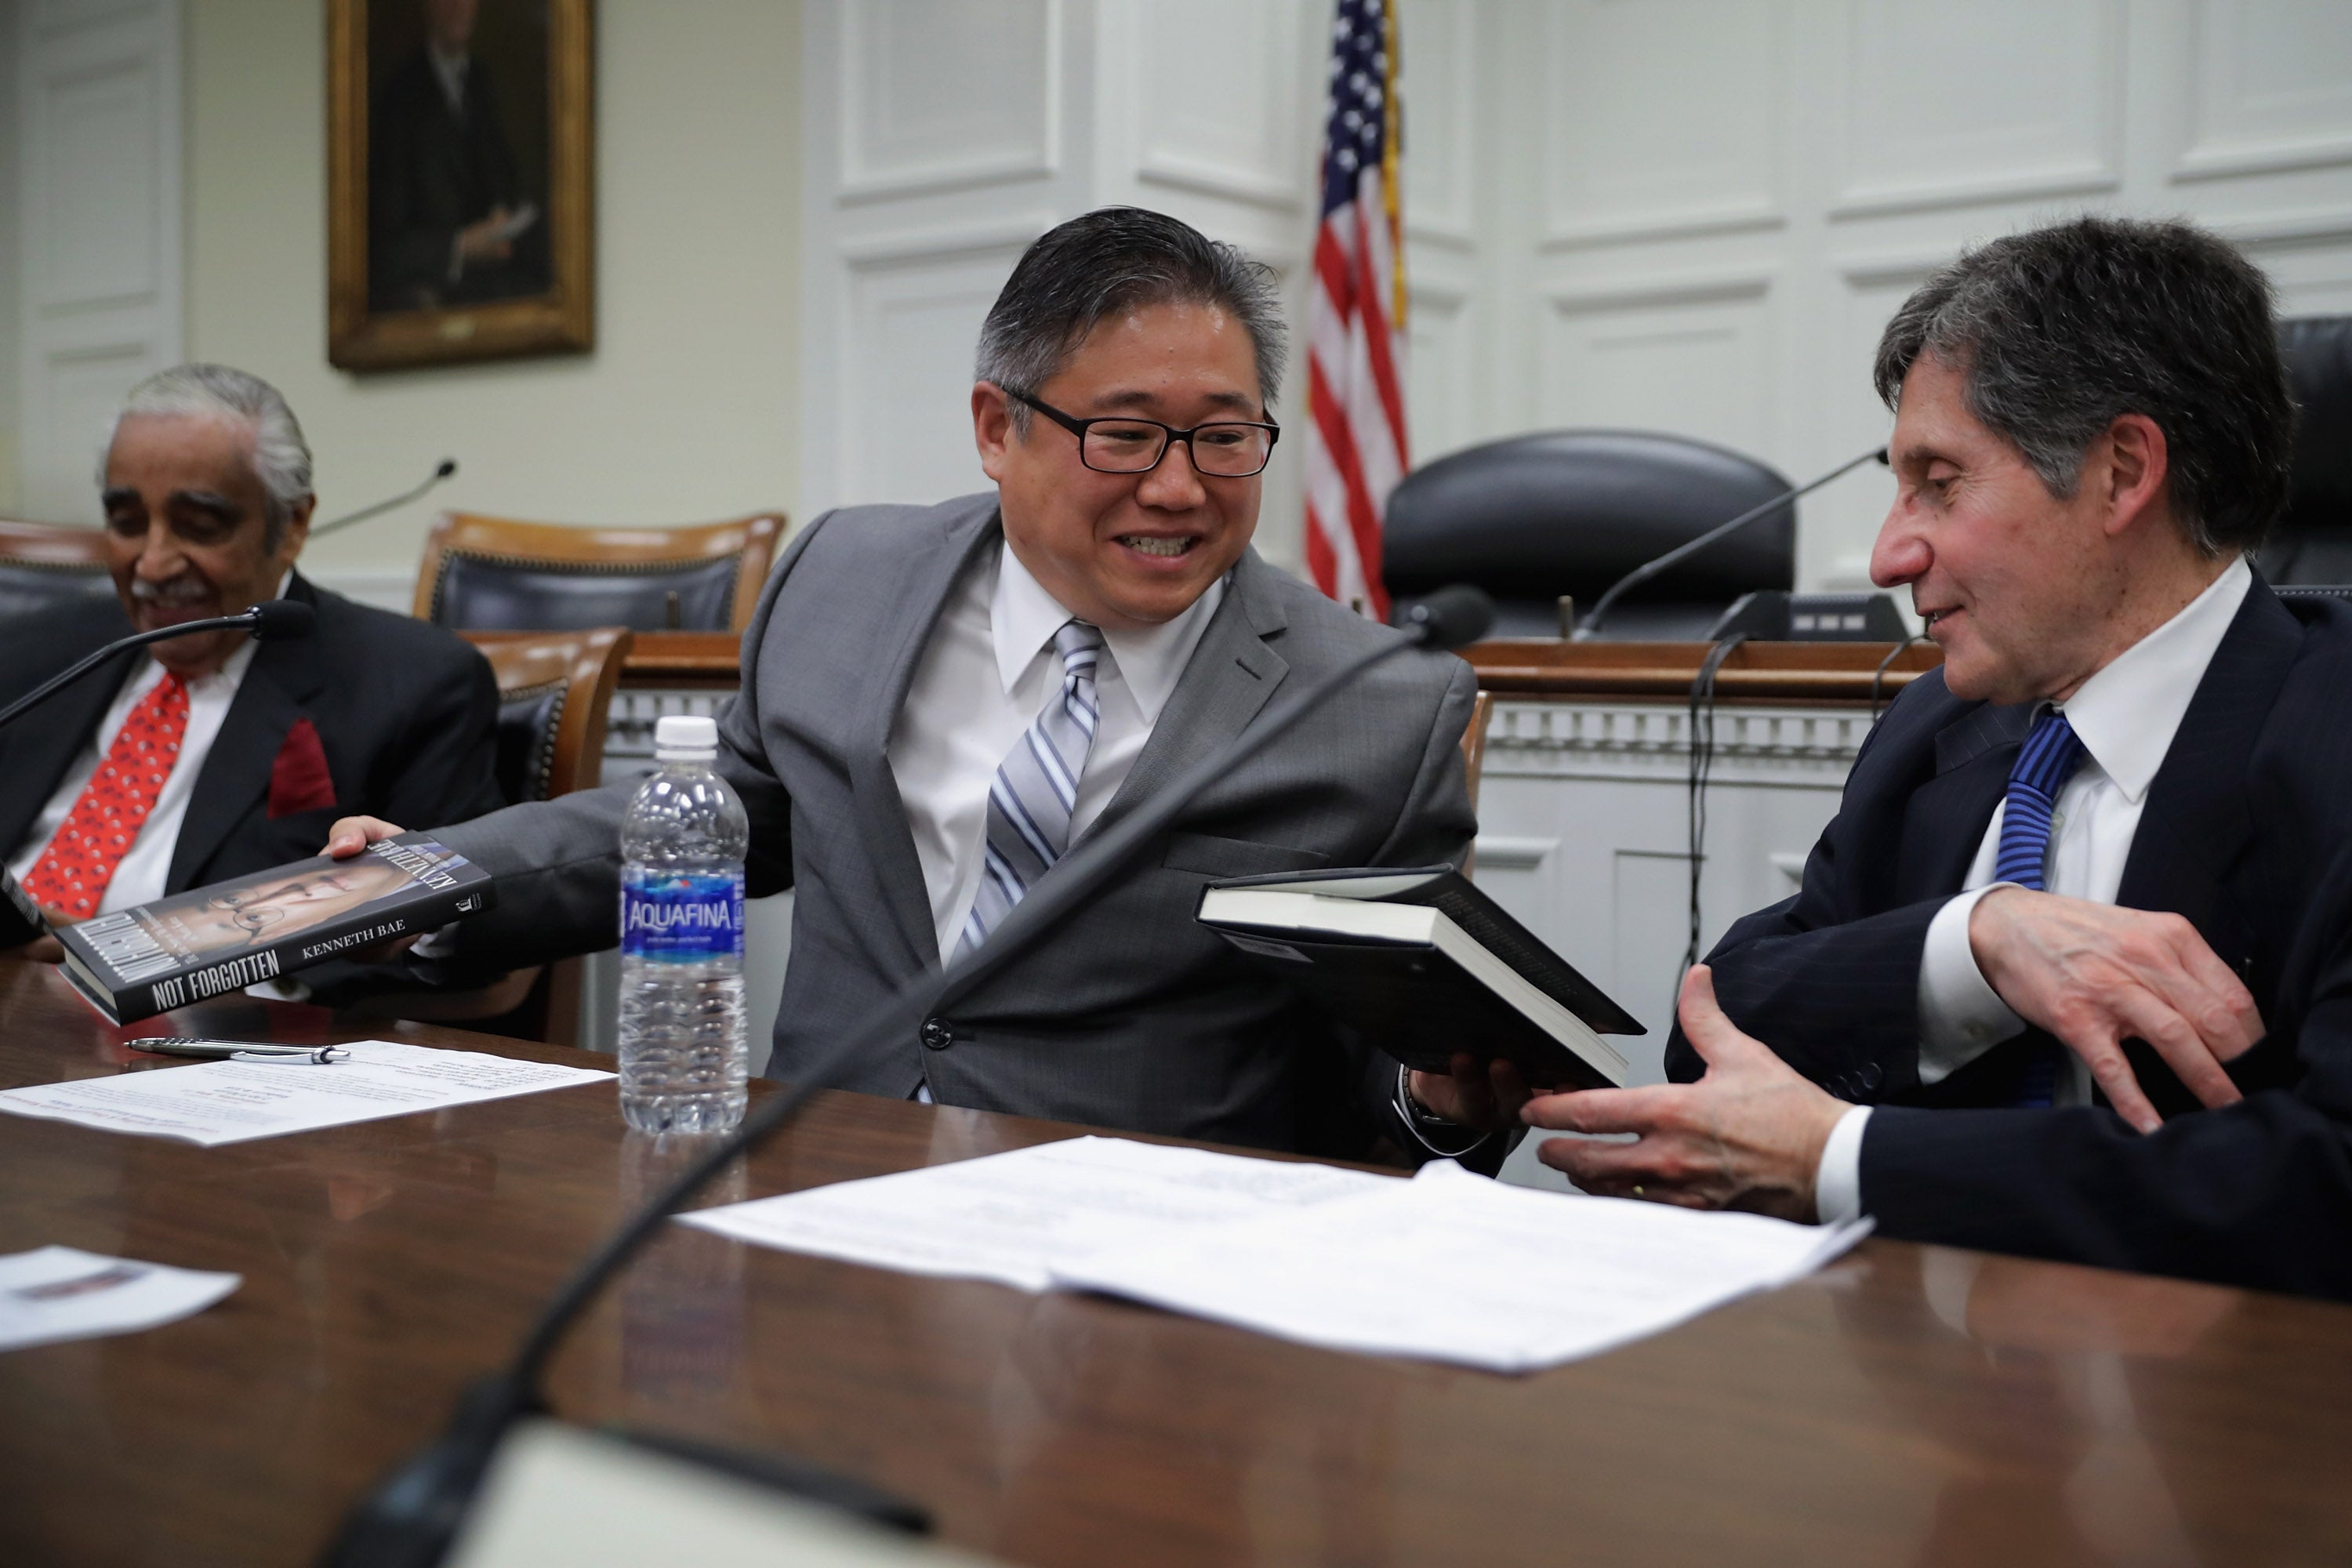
[1403,274,1475,463]
[2176,0,2352,181]
[15,0,180,523]
[840,0,1062,201]
[1398,0,1476,244]
[1540,0,1784,249]
[1538,275,1776,457]
[1134,0,1304,211]
[1400,0,2352,593]
[1830,0,2125,217]
[1396,0,1489,464]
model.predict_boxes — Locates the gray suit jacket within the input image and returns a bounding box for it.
[432,492,1479,1153]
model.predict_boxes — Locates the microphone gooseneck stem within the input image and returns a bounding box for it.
[499,622,1457,1396]
[308,460,458,539]
[0,612,260,734]
[1573,445,1890,641]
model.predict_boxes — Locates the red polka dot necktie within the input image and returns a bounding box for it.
[22,671,191,921]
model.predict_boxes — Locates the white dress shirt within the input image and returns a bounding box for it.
[886,539,1225,964]
[429,45,470,114]
[6,638,263,917]
[1815,558,2253,1224]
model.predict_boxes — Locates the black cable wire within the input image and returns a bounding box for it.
[1682,633,1747,984]
[1868,633,1932,725]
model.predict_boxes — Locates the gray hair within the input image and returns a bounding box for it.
[103,364,315,549]
[1874,216,2295,557]
[977,207,1287,432]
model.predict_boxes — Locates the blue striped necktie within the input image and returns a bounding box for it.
[1998,707,2088,1105]
[955,619,1106,959]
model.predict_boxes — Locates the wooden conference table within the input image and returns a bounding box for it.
[3,964,2350,1566]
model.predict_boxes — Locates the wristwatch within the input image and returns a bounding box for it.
[1394,1064,1490,1156]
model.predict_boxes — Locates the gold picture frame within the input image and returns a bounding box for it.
[328,0,593,371]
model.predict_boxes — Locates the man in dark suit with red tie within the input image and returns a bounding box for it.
[0,364,504,996]
[1512,216,2352,1303]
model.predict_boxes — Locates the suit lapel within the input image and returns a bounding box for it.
[0,648,138,860]
[1084,549,1289,842]
[849,505,1004,971]
[2111,580,2300,949]
[165,578,329,892]
[1897,701,2030,905]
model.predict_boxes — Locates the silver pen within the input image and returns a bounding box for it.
[129,1038,351,1065]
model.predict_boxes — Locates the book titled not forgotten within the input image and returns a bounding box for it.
[53,834,493,1025]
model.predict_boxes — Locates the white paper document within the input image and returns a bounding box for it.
[0,1246,241,1352]
[0,1040,614,1147]
[681,1135,1393,1292]
[1052,1160,1872,1373]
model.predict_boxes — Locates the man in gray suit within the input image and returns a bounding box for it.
[328,208,1499,1159]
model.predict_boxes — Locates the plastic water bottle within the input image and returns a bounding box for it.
[617,715,751,1134]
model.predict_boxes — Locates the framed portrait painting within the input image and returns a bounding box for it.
[328,0,593,371]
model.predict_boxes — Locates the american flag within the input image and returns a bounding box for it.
[1305,0,1407,622]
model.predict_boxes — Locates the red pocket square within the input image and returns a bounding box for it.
[269,717,338,818]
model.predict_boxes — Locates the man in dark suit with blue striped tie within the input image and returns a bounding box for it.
[1519,215,2352,1302]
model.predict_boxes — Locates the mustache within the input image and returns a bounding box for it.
[129,575,213,604]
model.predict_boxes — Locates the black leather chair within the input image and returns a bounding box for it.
[2259,317,2352,586]
[415,512,784,633]
[0,521,118,621]
[1381,430,1795,639]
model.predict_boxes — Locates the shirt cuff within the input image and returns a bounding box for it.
[1814,1104,1873,1225]
[1918,884,2027,1084]
[410,923,461,961]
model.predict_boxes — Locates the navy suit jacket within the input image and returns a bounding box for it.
[1668,578,2352,1298]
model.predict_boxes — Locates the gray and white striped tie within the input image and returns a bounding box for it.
[955,619,1106,958]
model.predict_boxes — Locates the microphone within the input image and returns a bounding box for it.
[321,585,1499,1567]
[1392,583,1495,649]
[1572,446,1889,641]
[0,600,317,734]
[307,459,459,539]
[249,599,318,641]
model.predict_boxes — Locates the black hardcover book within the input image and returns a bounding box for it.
[51,834,494,1025]
[1196,866,1644,1091]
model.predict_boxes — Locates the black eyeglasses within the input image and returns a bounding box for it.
[1006,389,1280,478]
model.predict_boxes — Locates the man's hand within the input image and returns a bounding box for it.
[1969,887,2262,1133]
[324,817,408,858]
[321,818,423,961]
[1522,966,1849,1222]
[1408,1054,1547,1132]
[2,935,64,964]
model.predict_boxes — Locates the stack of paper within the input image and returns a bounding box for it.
[683,1138,1870,1371]
[0,1040,614,1146]
[1052,1159,1871,1371]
